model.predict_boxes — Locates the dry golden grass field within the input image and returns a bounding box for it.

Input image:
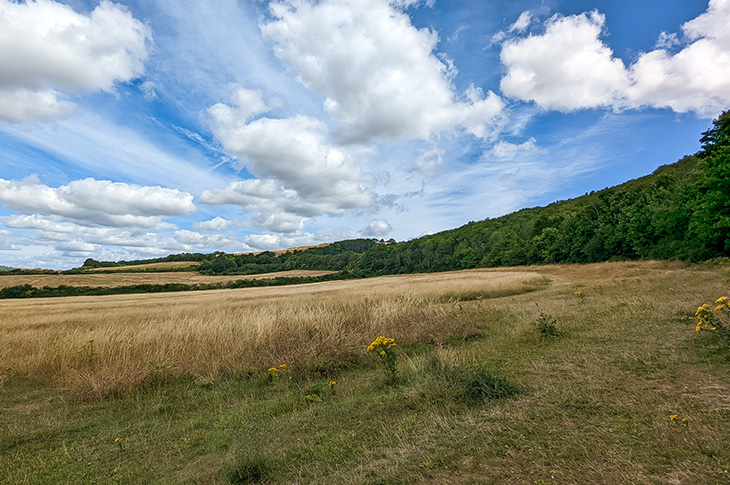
[0,268,546,397]
[86,261,201,272]
[0,269,335,289]
[2,261,730,483]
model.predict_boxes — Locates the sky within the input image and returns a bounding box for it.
[0,0,728,269]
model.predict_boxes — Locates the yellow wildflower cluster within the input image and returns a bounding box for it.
[367,335,399,381]
[669,414,688,426]
[696,304,715,332]
[367,336,396,353]
[715,296,729,312]
[695,297,729,335]
[268,363,288,377]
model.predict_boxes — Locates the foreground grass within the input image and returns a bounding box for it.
[2,262,730,483]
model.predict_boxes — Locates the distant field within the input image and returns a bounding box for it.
[86,261,201,272]
[237,243,329,256]
[0,269,335,289]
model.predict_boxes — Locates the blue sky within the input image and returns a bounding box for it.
[0,0,728,269]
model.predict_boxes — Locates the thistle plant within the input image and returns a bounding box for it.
[367,336,398,382]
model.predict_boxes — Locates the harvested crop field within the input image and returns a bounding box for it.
[0,269,336,289]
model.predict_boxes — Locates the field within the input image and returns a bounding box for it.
[2,261,730,483]
[0,269,335,289]
[86,261,202,272]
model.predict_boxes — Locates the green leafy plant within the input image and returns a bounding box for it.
[222,453,273,484]
[533,312,559,337]
[447,366,521,402]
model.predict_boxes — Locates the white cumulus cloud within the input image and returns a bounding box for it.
[500,1,730,117]
[362,219,392,238]
[489,138,538,161]
[205,86,376,232]
[193,216,238,232]
[626,0,730,116]
[0,0,151,122]
[261,0,504,143]
[510,11,532,33]
[500,11,630,112]
[0,177,195,228]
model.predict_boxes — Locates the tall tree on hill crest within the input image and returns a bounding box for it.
[691,110,730,255]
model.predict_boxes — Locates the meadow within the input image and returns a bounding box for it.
[1,261,729,483]
[0,269,335,290]
[86,261,202,272]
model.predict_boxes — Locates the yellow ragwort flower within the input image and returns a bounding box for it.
[669,414,678,421]
[368,335,396,352]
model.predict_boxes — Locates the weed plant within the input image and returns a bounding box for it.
[532,311,559,337]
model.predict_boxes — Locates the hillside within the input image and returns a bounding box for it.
[192,110,729,278]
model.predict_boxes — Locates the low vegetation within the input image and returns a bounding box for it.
[2,262,729,483]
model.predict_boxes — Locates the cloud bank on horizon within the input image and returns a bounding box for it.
[0,0,728,268]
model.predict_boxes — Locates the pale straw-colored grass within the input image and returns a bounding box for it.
[0,269,335,289]
[0,269,546,397]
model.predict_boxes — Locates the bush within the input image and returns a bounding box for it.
[222,454,274,484]
[454,367,521,402]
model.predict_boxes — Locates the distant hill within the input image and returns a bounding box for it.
[70,110,730,279]
[195,110,729,277]
[352,111,729,274]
